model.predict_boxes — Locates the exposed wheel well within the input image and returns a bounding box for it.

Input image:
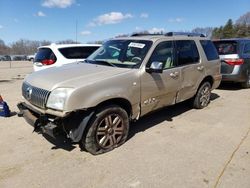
[200,76,214,88]
[96,98,132,118]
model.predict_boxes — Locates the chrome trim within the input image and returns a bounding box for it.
[22,82,50,109]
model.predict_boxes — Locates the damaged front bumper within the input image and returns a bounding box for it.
[17,102,61,139]
[17,102,94,143]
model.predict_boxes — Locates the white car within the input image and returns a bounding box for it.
[33,43,101,71]
[27,54,36,61]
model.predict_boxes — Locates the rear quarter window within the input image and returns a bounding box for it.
[200,40,219,61]
[59,46,100,59]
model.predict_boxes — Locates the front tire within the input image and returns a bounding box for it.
[80,105,129,155]
[192,82,211,109]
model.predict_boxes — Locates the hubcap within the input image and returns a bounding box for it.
[200,86,210,107]
[96,114,124,149]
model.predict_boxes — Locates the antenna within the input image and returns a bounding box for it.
[75,20,78,43]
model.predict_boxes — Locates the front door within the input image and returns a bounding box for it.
[140,41,181,116]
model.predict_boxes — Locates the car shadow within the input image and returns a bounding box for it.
[217,82,242,90]
[128,92,220,140]
[42,133,76,152]
[40,92,220,152]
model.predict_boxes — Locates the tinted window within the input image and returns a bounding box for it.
[243,43,250,54]
[34,48,56,62]
[149,41,175,69]
[176,40,200,65]
[200,40,219,61]
[59,46,99,59]
[213,41,238,55]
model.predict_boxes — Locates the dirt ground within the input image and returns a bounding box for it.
[0,61,249,188]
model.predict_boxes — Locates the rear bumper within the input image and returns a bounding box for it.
[222,73,247,83]
[221,64,248,83]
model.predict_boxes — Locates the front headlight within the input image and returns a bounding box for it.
[46,88,74,111]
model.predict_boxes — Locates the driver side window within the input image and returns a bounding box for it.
[149,41,175,69]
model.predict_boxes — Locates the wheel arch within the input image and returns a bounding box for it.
[95,97,133,118]
[199,75,214,89]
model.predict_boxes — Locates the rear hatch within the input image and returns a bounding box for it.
[213,40,242,74]
[58,46,100,61]
[34,48,57,70]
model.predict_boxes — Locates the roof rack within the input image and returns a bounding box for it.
[130,33,163,37]
[165,32,206,37]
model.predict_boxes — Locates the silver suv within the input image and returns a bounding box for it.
[18,33,222,155]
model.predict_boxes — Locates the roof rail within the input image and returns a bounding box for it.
[130,33,163,37]
[165,32,206,37]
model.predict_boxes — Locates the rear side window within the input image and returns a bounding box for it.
[200,40,219,61]
[59,46,99,59]
[35,48,56,62]
[176,40,200,66]
[243,43,250,54]
[213,41,238,55]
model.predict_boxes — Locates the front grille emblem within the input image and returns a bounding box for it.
[26,87,32,100]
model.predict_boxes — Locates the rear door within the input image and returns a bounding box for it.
[175,40,205,103]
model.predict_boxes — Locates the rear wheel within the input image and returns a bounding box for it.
[241,70,250,89]
[81,105,129,155]
[192,82,211,109]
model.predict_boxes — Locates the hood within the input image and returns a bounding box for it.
[25,62,132,90]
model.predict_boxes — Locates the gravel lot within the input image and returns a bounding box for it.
[0,61,249,188]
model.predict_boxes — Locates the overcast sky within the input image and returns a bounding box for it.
[0,0,249,44]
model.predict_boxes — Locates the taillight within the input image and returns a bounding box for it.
[41,59,55,65]
[224,59,244,66]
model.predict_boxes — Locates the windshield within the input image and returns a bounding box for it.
[87,40,152,68]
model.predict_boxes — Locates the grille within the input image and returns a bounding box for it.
[22,82,50,109]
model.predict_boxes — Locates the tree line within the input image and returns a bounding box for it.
[212,19,250,39]
[0,39,80,56]
[1,12,249,56]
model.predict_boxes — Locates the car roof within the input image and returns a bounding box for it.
[39,43,101,49]
[113,35,208,42]
[213,38,250,42]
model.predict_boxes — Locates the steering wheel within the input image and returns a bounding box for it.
[131,57,142,63]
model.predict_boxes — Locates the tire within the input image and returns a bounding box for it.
[192,82,211,109]
[80,105,129,155]
[241,70,250,89]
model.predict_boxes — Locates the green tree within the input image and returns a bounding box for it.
[222,19,234,38]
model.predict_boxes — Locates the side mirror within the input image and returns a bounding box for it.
[146,61,164,73]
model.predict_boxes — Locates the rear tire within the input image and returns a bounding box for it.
[80,105,129,155]
[192,82,211,109]
[241,71,250,89]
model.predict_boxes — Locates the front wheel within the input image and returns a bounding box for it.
[80,105,129,155]
[192,82,211,109]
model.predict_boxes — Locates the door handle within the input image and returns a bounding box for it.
[197,66,204,71]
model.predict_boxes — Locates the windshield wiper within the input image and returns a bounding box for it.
[85,59,117,67]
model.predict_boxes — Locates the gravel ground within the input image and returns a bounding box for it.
[0,61,249,188]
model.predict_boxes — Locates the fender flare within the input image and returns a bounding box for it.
[68,111,95,142]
